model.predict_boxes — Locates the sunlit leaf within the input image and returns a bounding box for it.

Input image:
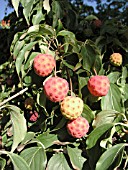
[67,146,86,170]
[101,83,122,112]
[43,0,50,14]
[92,110,119,128]
[0,151,30,170]
[81,40,102,74]
[37,133,58,149]
[11,0,20,16]
[47,153,71,170]
[86,123,113,149]
[7,105,27,152]
[20,147,47,170]
[96,143,126,170]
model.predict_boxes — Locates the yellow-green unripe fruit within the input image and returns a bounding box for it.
[60,96,84,120]
[110,53,122,66]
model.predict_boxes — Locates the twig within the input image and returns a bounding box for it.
[93,67,97,76]
[54,50,57,77]
[53,149,63,153]
[67,68,73,96]
[0,87,28,108]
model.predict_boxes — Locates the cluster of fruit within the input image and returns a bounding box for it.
[33,53,89,138]
[25,52,121,138]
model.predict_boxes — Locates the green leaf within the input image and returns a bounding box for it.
[21,132,35,145]
[13,40,25,58]
[57,30,76,41]
[0,151,30,170]
[24,52,39,70]
[62,60,74,70]
[52,1,63,28]
[47,153,71,170]
[37,91,48,116]
[11,32,25,53]
[20,147,47,170]
[78,76,89,98]
[11,0,20,16]
[82,104,94,123]
[101,83,122,112]
[37,133,58,149]
[0,157,6,170]
[100,126,116,149]
[81,40,102,73]
[16,42,37,76]
[86,123,113,149]
[8,105,27,152]
[43,0,50,14]
[95,143,126,170]
[124,84,128,101]
[108,72,120,84]
[27,25,39,34]
[21,0,35,25]
[32,4,45,25]
[85,15,98,21]
[39,24,55,36]
[92,110,119,128]
[67,146,86,170]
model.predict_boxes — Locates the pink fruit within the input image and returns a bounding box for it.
[60,96,84,120]
[33,53,55,77]
[44,77,69,102]
[29,110,39,122]
[67,117,89,138]
[87,75,110,97]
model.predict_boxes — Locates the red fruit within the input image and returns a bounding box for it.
[67,117,89,138]
[93,19,102,28]
[87,75,110,97]
[60,96,84,120]
[29,110,39,122]
[44,77,69,102]
[33,53,55,77]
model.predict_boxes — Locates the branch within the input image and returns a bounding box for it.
[0,87,28,108]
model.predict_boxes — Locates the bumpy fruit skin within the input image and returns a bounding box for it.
[24,98,34,110]
[44,77,69,102]
[110,53,122,66]
[29,110,39,122]
[33,53,55,77]
[87,75,110,97]
[60,96,84,120]
[67,117,89,138]
[93,19,102,28]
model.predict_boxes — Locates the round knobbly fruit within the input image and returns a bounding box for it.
[60,96,84,120]
[24,98,34,110]
[44,77,69,102]
[33,53,56,77]
[93,19,102,28]
[110,53,122,66]
[87,75,110,97]
[67,117,89,138]
[29,110,39,122]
